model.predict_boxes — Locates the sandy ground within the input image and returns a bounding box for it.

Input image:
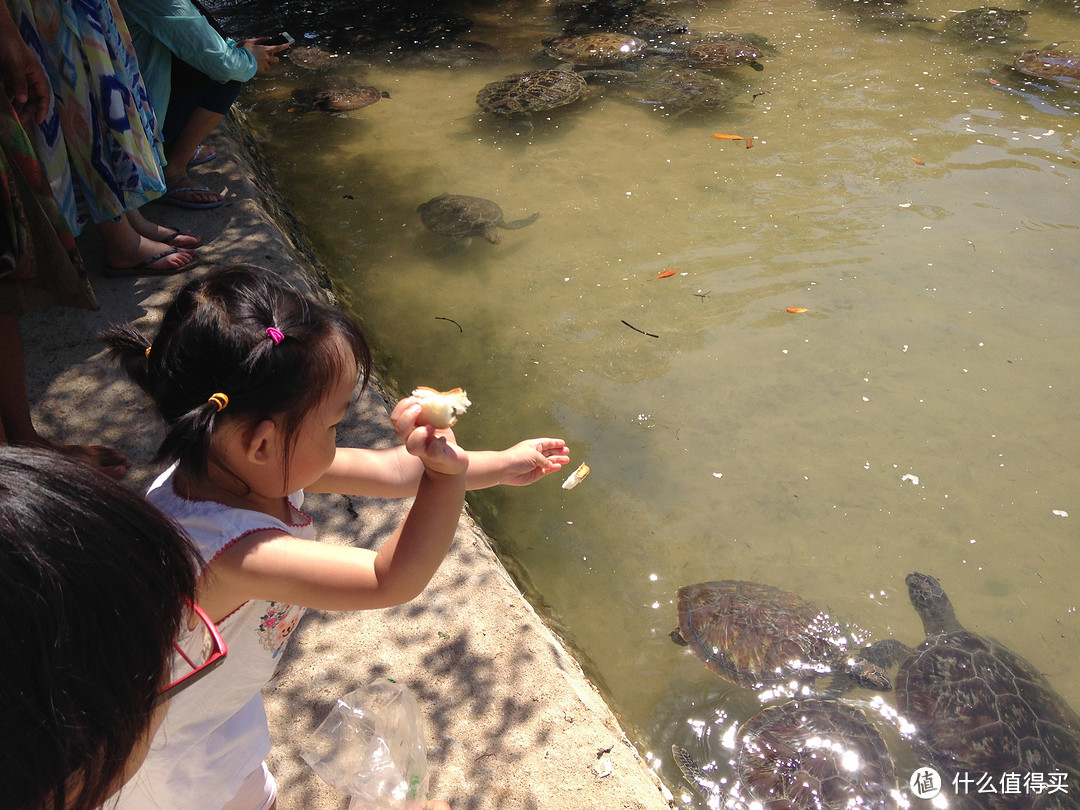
[19,114,675,810]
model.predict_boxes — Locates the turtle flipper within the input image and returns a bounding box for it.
[500,211,541,230]
[672,745,722,801]
[821,639,913,697]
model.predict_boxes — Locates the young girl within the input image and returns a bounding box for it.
[104,264,570,810]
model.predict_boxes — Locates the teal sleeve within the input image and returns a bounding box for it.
[118,0,258,84]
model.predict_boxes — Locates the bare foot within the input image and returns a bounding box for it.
[33,437,131,479]
[129,209,202,248]
[104,236,199,277]
[162,173,224,207]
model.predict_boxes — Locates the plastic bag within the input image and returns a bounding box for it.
[300,679,429,809]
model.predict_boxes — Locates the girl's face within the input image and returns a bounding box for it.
[283,345,357,494]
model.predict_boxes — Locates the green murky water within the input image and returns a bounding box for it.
[224,0,1080,801]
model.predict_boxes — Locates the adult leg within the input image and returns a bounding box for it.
[0,313,130,477]
[161,106,226,206]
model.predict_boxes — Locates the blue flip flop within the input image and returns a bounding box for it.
[157,186,224,209]
[188,144,217,167]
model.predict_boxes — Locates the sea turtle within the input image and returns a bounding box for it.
[671,34,769,71]
[884,572,1080,809]
[944,7,1030,43]
[290,82,389,112]
[620,8,690,39]
[673,699,899,810]
[542,31,647,67]
[417,194,541,244]
[1014,46,1080,86]
[285,44,340,71]
[671,581,892,694]
[476,67,589,130]
[624,66,740,112]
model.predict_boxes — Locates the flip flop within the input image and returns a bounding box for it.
[162,226,203,248]
[157,185,224,209]
[104,247,202,278]
[188,144,218,167]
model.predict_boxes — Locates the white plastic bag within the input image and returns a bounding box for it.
[300,680,429,809]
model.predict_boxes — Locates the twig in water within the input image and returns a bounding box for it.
[435,316,463,333]
[621,320,659,338]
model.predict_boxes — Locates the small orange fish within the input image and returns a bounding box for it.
[786,307,808,314]
[746,138,754,149]
[988,78,1001,85]
[712,133,745,141]
[654,269,677,279]
[912,157,926,166]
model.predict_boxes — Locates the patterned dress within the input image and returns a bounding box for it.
[0,91,96,314]
[6,0,166,235]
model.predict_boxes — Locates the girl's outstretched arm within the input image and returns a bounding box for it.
[310,398,569,496]
[199,425,468,616]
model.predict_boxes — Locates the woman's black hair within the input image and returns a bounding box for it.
[102,264,372,483]
[0,445,203,810]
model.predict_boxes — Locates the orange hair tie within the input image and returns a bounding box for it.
[207,393,229,412]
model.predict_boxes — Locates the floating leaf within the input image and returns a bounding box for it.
[654,269,677,279]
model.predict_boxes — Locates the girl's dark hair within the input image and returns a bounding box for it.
[0,445,203,810]
[102,264,371,482]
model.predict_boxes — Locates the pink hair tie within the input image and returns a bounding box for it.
[266,327,285,345]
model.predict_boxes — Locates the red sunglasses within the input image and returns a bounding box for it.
[155,603,227,706]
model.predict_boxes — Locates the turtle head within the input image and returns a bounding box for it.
[842,658,892,691]
[906,571,961,634]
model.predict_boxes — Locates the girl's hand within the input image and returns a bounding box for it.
[392,400,467,477]
[497,438,570,486]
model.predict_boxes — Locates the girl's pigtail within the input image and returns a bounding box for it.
[154,399,221,478]
[100,324,155,395]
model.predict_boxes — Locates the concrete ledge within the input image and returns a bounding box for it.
[20,115,673,810]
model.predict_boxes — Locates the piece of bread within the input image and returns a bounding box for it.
[411,386,471,428]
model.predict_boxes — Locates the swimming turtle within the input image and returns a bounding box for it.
[476,67,589,130]
[882,572,1080,808]
[944,7,1030,42]
[671,581,892,694]
[543,31,647,66]
[670,34,770,71]
[1014,46,1080,85]
[290,81,389,112]
[673,699,899,810]
[285,44,340,71]
[615,7,691,41]
[417,194,541,244]
[624,66,740,112]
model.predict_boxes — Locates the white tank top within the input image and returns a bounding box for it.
[113,465,314,809]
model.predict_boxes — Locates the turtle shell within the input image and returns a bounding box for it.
[417,194,505,240]
[738,699,897,809]
[896,573,1080,808]
[680,34,766,68]
[1014,46,1080,85]
[626,67,740,110]
[476,68,588,116]
[286,44,339,70]
[543,32,647,66]
[674,581,889,691]
[944,6,1029,41]
[291,83,387,112]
